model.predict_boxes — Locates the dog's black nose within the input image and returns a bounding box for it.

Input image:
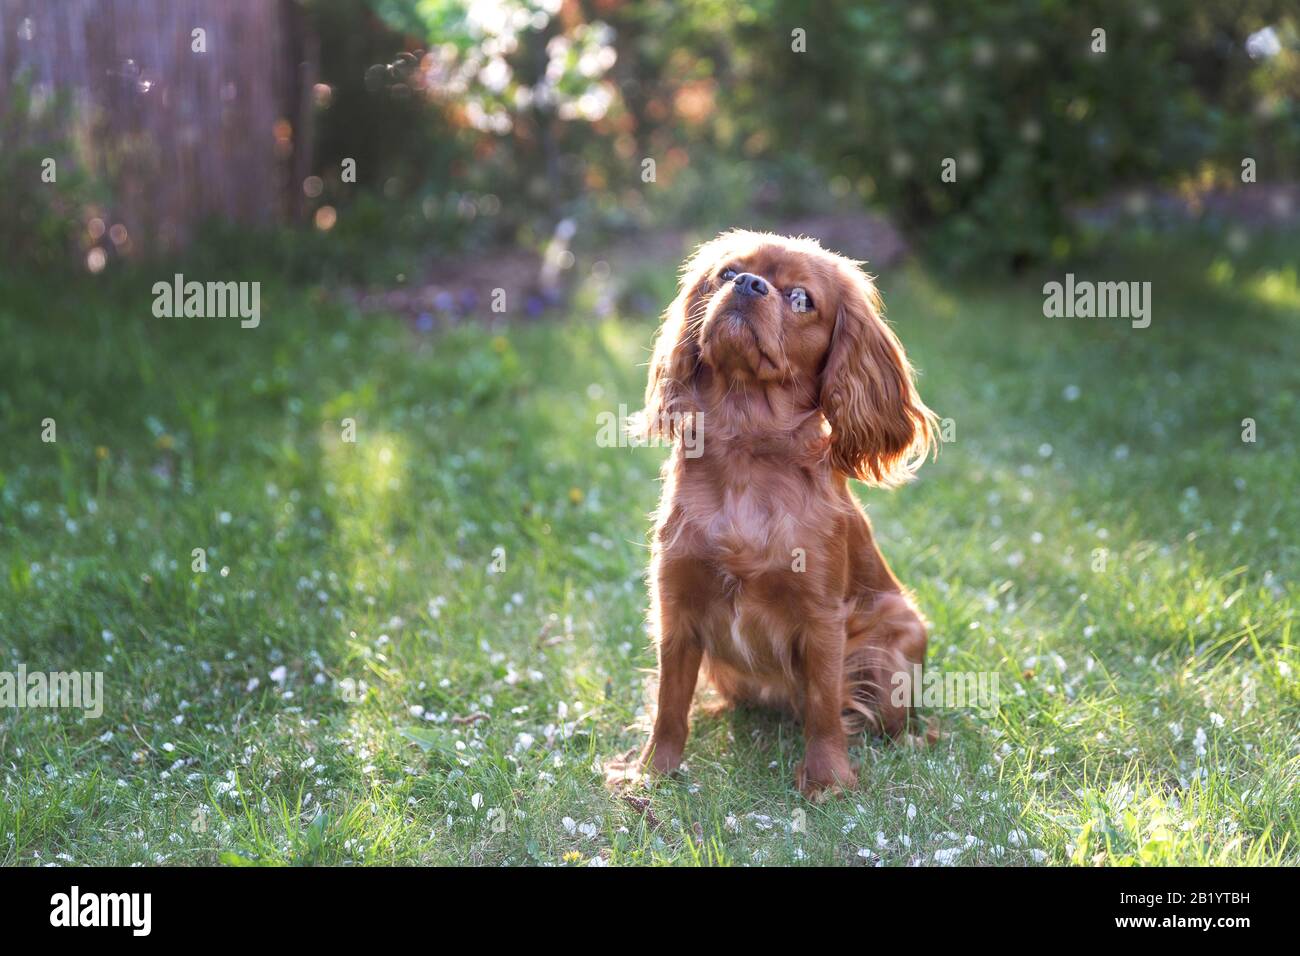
[733,272,768,297]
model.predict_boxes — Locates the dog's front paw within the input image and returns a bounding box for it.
[796,748,856,800]
[603,737,685,791]
[639,734,685,778]
[603,750,645,791]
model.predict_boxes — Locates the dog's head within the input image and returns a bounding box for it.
[644,230,937,485]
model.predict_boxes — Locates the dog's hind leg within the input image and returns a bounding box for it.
[841,591,934,742]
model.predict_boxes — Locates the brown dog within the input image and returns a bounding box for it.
[634,230,937,797]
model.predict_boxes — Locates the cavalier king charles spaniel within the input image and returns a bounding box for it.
[630,230,938,797]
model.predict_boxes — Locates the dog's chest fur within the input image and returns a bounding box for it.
[665,450,826,672]
[679,452,805,572]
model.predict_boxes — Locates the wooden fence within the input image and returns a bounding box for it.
[0,0,316,253]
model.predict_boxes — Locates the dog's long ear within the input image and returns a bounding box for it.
[642,255,711,439]
[820,267,937,486]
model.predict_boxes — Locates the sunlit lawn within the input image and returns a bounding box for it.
[1,229,1297,865]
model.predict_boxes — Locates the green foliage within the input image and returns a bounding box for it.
[319,0,1299,268]
[735,0,1300,269]
[0,75,104,269]
[310,0,622,241]
[181,188,500,285]
[6,1,1300,272]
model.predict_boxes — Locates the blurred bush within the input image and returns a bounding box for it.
[0,76,105,270]
[736,0,1300,269]
[4,0,1297,274]
[317,0,1299,270]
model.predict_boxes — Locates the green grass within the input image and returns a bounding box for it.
[1,230,1297,866]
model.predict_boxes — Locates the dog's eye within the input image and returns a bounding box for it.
[720,268,738,281]
[789,287,813,312]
